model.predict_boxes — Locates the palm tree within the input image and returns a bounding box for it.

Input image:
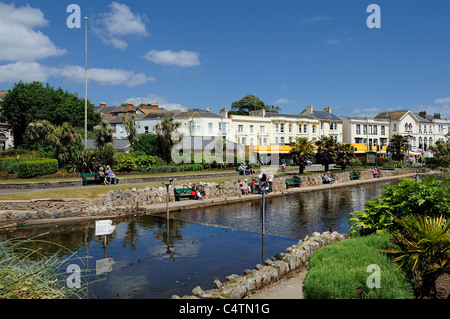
[315,136,337,172]
[385,214,450,298]
[336,143,355,171]
[94,120,115,149]
[121,114,137,151]
[154,118,182,164]
[289,137,315,174]
[387,134,408,161]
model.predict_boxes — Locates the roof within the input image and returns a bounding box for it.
[374,110,409,120]
[311,110,342,122]
[340,116,390,122]
[142,110,181,119]
[414,113,433,123]
[174,110,223,119]
[264,112,314,120]
[0,91,6,99]
[82,138,130,152]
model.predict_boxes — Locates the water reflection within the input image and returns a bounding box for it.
[172,180,398,239]
[0,179,400,299]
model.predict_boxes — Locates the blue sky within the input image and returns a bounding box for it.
[0,0,449,119]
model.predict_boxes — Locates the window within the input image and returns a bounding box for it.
[281,137,285,144]
[312,125,316,134]
[289,124,292,133]
[250,138,254,145]
[238,125,243,133]
[260,125,265,133]
[373,125,377,135]
[424,125,427,133]
[381,126,385,135]
[363,125,367,135]
[369,125,373,135]
[274,123,279,133]
[393,123,397,131]
[190,121,201,132]
[419,125,422,132]
[208,123,213,133]
[219,123,227,134]
[356,124,361,135]
[275,137,278,144]
[304,124,307,134]
[144,126,149,133]
[250,125,254,133]
[280,123,285,133]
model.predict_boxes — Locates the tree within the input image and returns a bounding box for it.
[315,136,337,172]
[231,95,266,115]
[336,143,355,171]
[26,121,81,167]
[265,105,281,113]
[1,81,101,148]
[132,133,160,156]
[121,114,137,151]
[154,118,182,164]
[385,214,450,298]
[289,137,315,174]
[94,120,115,149]
[387,134,408,161]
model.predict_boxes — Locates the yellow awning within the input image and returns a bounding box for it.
[351,143,387,153]
[247,145,293,154]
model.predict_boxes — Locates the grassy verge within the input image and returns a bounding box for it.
[303,234,415,299]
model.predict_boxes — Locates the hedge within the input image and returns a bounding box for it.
[303,234,414,299]
[16,159,59,178]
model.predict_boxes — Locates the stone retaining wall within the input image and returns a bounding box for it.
[0,168,423,227]
[172,231,346,299]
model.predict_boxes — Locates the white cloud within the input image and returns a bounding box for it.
[125,94,186,111]
[434,97,450,105]
[143,50,201,67]
[92,2,149,50]
[299,16,333,25]
[0,62,155,87]
[273,98,296,105]
[0,3,66,62]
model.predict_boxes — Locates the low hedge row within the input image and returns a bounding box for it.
[303,234,414,299]
[16,159,59,179]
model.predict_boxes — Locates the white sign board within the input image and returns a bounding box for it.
[95,220,116,236]
[96,257,115,275]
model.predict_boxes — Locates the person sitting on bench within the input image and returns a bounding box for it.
[191,184,203,200]
[105,165,117,184]
[98,167,110,186]
[372,168,380,178]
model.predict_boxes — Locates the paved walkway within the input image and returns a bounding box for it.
[247,270,306,299]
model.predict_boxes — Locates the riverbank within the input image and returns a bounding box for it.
[0,167,430,230]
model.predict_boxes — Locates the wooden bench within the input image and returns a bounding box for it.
[174,188,203,202]
[285,178,300,189]
[81,173,102,186]
[349,171,360,180]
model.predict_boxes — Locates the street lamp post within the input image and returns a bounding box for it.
[84,17,88,149]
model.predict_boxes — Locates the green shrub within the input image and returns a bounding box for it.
[303,234,415,299]
[16,159,59,178]
[184,163,204,172]
[348,176,450,237]
[0,158,19,173]
[349,158,362,167]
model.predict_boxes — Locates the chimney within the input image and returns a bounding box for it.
[419,111,427,118]
[141,102,149,108]
[206,107,211,112]
[99,102,106,108]
[306,105,313,116]
[220,107,228,118]
[150,102,159,111]
[127,102,134,109]
[324,107,331,113]
[433,113,441,119]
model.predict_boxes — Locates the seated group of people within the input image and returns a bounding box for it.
[238,173,273,195]
[98,165,118,185]
[238,163,254,175]
[322,171,335,184]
